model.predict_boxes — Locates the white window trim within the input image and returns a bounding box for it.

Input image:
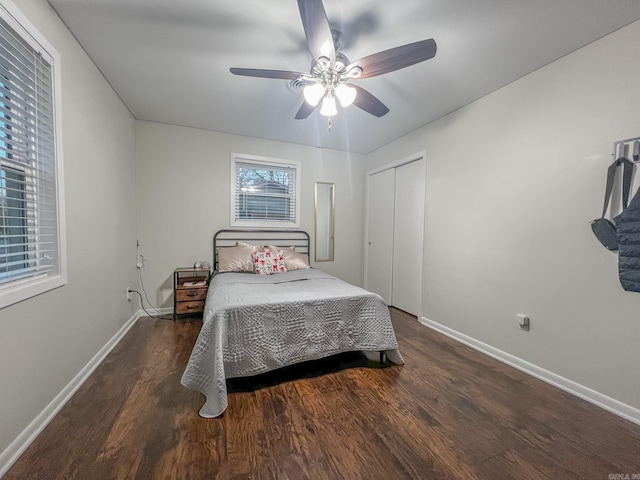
[230,153,301,229]
[0,0,67,309]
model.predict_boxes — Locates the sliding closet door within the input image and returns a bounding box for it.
[391,159,425,316]
[366,168,396,303]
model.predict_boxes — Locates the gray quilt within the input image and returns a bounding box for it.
[180,268,404,417]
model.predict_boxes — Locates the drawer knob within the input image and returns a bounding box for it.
[187,292,199,297]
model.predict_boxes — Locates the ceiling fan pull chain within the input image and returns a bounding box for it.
[328,116,331,132]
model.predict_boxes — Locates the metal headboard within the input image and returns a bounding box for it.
[213,229,311,271]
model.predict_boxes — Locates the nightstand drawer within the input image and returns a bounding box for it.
[176,288,208,302]
[175,300,205,314]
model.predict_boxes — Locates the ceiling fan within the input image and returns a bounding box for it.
[230,0,437,119]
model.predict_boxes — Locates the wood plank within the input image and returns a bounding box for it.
[5,309,640,479]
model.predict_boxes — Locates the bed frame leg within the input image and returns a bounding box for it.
[379,352,385,365]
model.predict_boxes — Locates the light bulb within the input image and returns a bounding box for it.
[320,95,337,117]
[335,84,357,107]
[303,83,325,107]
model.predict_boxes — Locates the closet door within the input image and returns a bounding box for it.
[391,159,425,316]
[366,168,396,303]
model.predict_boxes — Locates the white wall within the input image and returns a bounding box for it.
[0,0,137,459]
[3,6,638,467]
[366,20,640,411]
[135,121,365,308]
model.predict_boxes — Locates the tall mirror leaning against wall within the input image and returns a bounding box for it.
[315,182,335,262]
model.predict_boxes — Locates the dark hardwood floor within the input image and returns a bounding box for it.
[6,308,640,479]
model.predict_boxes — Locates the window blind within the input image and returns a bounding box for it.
[0,14,58,285]
[234,160,297,224]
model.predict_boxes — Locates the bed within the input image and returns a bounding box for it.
[180,229,404,418]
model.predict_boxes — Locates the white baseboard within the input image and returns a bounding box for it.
[420,316,640,427]
[0,309,144,478]
[138,306,172,317]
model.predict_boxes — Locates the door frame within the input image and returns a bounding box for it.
[364,150,427,315]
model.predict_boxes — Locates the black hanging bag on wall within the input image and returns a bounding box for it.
[590,156,634,251]
[614,174,640,293]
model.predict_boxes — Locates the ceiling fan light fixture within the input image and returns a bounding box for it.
[335,83,356,107]
[303,82,325,106]
[230,0,436,120]
[320,95,337,117]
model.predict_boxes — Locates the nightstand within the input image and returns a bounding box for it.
[173,267,211,321]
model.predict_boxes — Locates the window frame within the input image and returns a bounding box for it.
[0,0,67,309]
[229,153,301,229]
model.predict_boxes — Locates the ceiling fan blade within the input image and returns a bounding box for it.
[295,100,320,119]
[230,68,304,80]
[352,85,389,117]
[297,0,335,64]
[349,38,437,79]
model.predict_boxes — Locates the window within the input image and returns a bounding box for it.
[1,165,27,279]
[230,154,300,228]
[0,2,65,309]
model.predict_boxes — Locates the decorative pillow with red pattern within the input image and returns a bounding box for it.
[252,249,287,275]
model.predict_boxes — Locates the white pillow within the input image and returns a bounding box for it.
[253,249,287,275]
[266,245,310,271]
[217,241,256,272]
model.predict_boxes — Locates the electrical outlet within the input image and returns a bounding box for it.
[126,287,133,301]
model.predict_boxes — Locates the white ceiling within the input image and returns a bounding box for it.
[48,0,640,154]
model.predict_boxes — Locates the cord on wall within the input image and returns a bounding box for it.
[137,267,164,316]
[128,289,168,320]
[133,248,168,318]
